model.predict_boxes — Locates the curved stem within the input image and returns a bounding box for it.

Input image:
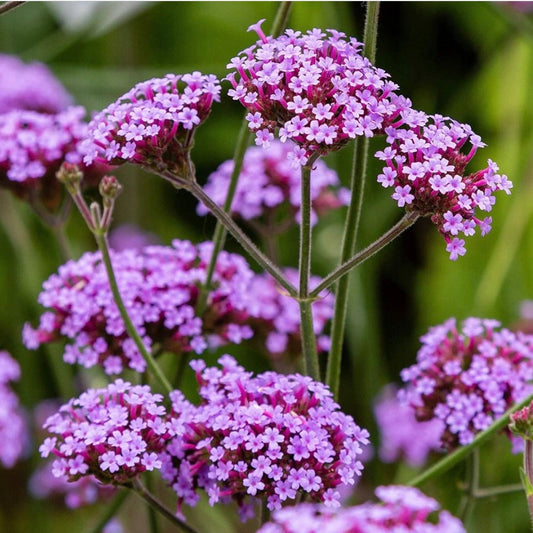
[93,231,173,394]
[299,154,320,379]
[408,393,533,488]
[311,212,418,298]
[324,0,380,396]
[130,479,200,533]
[187,180,297,298]
[85,490,129,533]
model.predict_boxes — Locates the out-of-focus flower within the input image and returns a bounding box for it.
[108,224,160,252]
[197,141,349,228]
[39,380,175,485]
[0,54,72,114]
[0,351,28,468]
[374,384,443,467]
[82,73,220,182]
[227,22,411,163]
[375,113,512,259]
[398,317,533,450]
[256,485,465,533]
[161,355,369,520]
[23,240,255,375]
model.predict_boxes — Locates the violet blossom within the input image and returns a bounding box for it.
[160,355,369,519]
[398,317,533,450]
[39,379,175,485]
[375,113,512,259]
[256,485,465,533]
[227,22,412,162]
[23,240,255,374]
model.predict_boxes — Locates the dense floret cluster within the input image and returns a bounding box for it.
[197,140,349,227]
[256,485,465,533]
[39,380,173,485]
[398,318,533,450]
[374,385,443,467]
[227,22,412,162]
[23,240,255,374]
[0,351,28,468]
[161,355,369,520]
[375,113,512,259]
[82,73,220,180]
[0,54,72,114]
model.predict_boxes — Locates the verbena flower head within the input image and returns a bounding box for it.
[23,240,255,375]
[0,54,73,113]
[197,140,349,227]
[82,73,221,181]
[375,113,512,259]
[256,485,465,533]
[227,22,411,163]
[246,268,333,363]
[0,351,28,468]
[0,106,105,210]
[374,384,443,467]
[39,380,174,485]
[398,317,533,450]
[161,355,369,520]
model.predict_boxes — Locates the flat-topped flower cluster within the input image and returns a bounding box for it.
[398,317,533,450]
[161,355,369,519]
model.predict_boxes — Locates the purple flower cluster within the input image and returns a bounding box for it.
[82,73,220,178]
[398,317,533,450]
[197,140,349,226]
[161,355,369,519]
[374,385,443,467]
[0,54,73,114]
[39,379,172,485]
[256,485,465,533]
[227,22,411,163]
[0,106,104,208]
[23,240,254,374]
[246,268,333,361]
[375,113,512,259]
[0,351,28,468]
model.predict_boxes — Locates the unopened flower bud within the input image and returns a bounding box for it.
[510,404,533,439]
[99,175,122,203]
[56,162,83,195]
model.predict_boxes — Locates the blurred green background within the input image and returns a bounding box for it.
[0,1,532,532]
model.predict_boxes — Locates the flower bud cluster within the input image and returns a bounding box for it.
[161,355,369,519]
[227,22,411,163]
[197,140,348,226]
[375,114,512,259]
[82,73,220,179]
[0,53,73,114]
[0,351,28,468]
[256,485,465,533]
[39,379,172,485]
[398,318,533,450]
[23,240,255,374]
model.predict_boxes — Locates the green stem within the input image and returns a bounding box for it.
[93,231,173,394]
[187,180,297,298]
[298,154,320,379]
[145,473,160,533]
[408,393,533,488]
[85,490,129,533]
[324,0,380,397]
[270,1,292,36]
[311,212,418,298]
[130,479,200,533]
[472,483,523,498]
[457,447,479,524]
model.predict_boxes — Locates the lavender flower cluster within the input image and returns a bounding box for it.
[257,485,465,533]
[197,140,349,226]
[375,114,512,259]
[23,240,255,374]
[0,351,28,468]
[374,385,443,467]
[161,355,369,519]
[82,73,220,178]
[398,317,533,450]
[227,22,411,163]
[0,54,73,114]
[39,379,172,485]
